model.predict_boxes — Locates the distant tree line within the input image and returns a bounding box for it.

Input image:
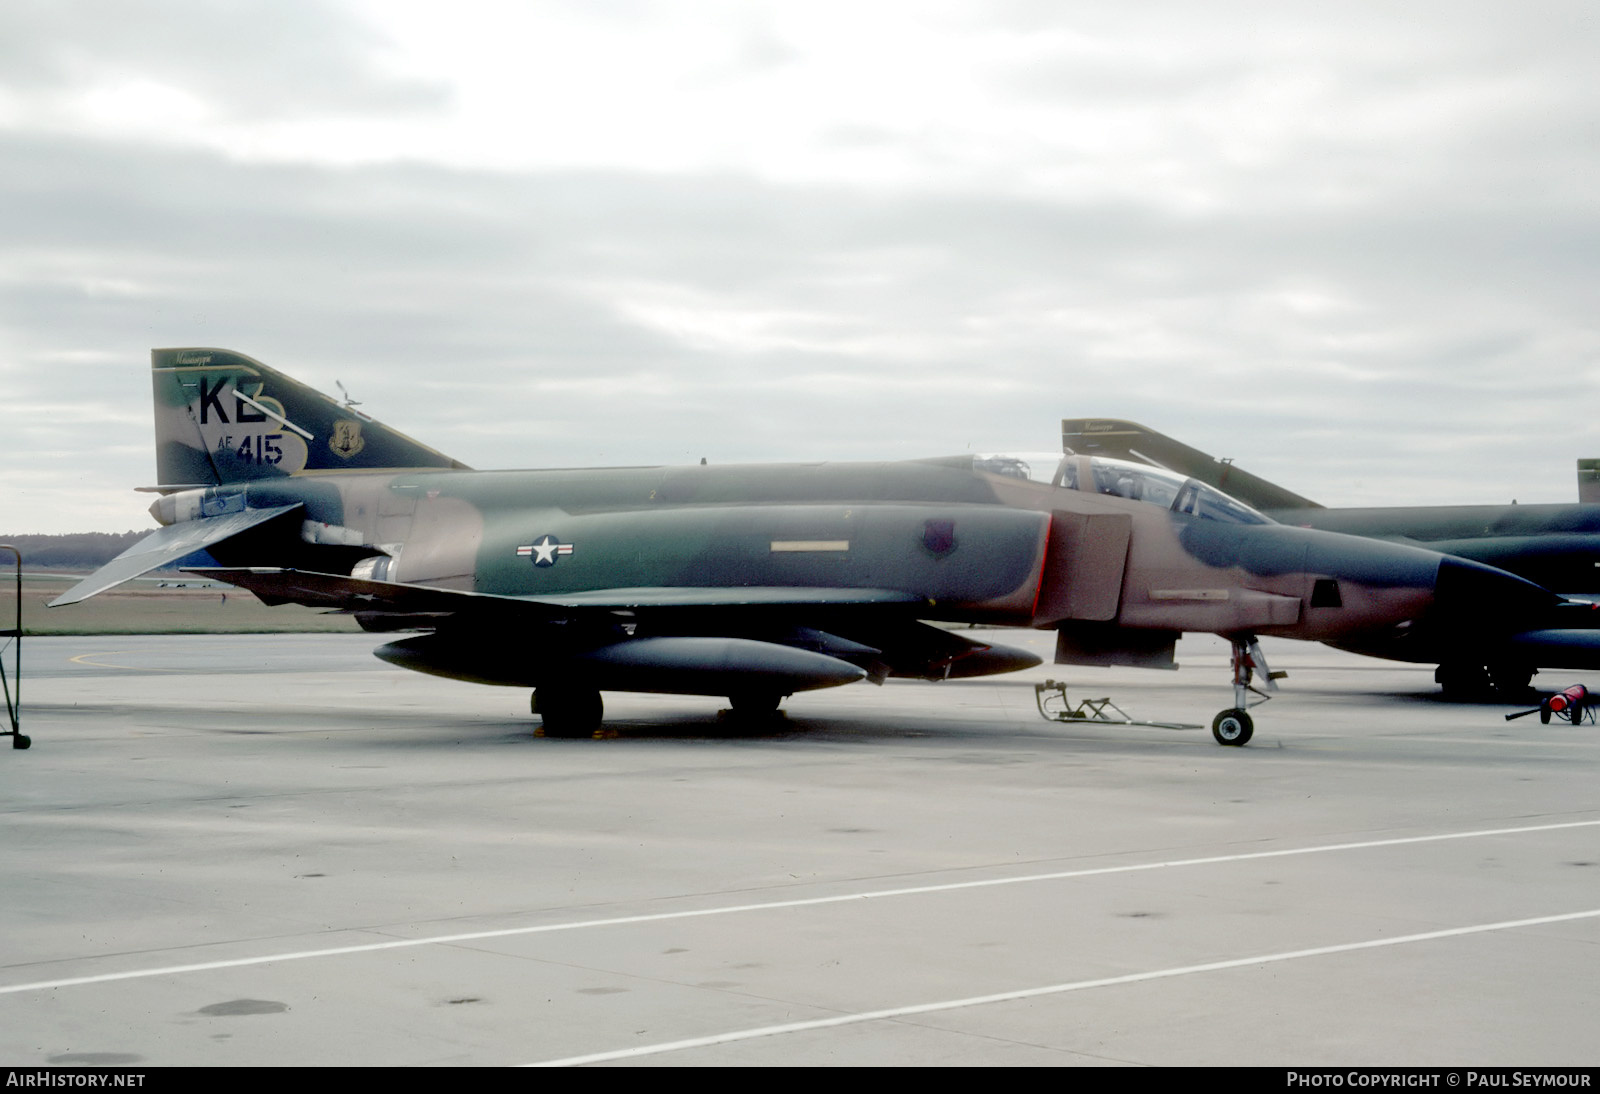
[0,532,148,570]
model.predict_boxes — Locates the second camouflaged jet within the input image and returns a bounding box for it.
[53,349,1562,744]
[1062,417,1600,696]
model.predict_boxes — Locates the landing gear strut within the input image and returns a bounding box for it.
[1213,635,1282,747]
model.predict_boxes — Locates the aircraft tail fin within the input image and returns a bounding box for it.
[1579,459,1599,505]
[151,347,471,487]
[1061,418,1324,511]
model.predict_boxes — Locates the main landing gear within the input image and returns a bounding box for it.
[531,687,790,737]
[1212,635,1284,747]
[724,690,787,727]
[532,686,604,738]
[1435,661,1536,700]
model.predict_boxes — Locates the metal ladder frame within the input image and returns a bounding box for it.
[0,546,26,749]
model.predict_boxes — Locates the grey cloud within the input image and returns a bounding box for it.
[2,101,1597,532]
[0,0,448,120]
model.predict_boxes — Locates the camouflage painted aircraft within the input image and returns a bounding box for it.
[1061,418,1600,695]
[51,350,1563,744]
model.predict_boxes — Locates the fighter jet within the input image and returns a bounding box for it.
[1061,418,1600,695]
[52,350,1561,744]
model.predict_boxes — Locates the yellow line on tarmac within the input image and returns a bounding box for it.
[67,651,172,671]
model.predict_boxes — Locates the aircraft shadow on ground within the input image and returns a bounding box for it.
[1375,685,1558,708]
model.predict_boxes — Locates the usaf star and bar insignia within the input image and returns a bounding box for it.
[516,535,575,567]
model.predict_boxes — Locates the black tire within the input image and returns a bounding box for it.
[1540,703,1552,724]
[533,687,603,737]
[728,691,782,716]
[1571,701,1585,726]
[1212,708,1254,746]
[1488,662,1535,697]
[1436,662,1490,698]
[12,734,28,750]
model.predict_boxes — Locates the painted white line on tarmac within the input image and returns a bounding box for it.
[527,907,1600,1066]
[2,817,1595,996]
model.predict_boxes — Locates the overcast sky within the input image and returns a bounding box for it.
[2,0,1596,533]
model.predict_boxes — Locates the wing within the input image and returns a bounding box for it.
[186,566,1041,691]
[186,566,925,614]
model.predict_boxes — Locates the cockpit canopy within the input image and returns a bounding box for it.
[971,452,1271,526]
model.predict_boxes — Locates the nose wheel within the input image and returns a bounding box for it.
[1213,636,1281,746]
[1212,708,1253,746]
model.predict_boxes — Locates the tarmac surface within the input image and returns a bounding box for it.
[1,630,1598,1067]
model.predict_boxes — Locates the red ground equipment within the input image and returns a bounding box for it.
[1505,684,1591,724]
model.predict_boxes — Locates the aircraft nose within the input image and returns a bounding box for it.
[1431,556,1561,625]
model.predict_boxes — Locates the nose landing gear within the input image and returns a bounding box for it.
[1213,636,1284,746]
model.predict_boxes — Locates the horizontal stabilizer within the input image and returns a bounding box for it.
[48,504,303,606]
